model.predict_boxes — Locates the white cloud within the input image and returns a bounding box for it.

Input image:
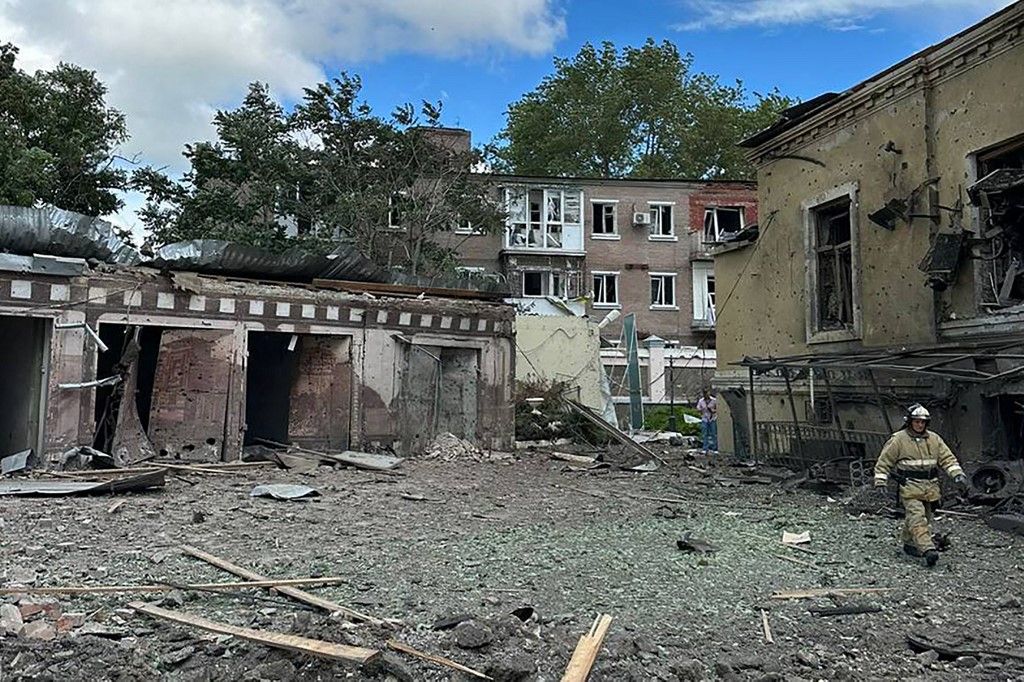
[677,0,1014,31]
[0,0,565,176]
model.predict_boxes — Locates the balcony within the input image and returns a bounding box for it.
[502,186,585,254]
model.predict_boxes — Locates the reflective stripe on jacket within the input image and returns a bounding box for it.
[874,428,964,502]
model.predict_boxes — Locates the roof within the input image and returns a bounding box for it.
[483,172,756,188]
[740,1,1024,149]
[736,338,1024,384]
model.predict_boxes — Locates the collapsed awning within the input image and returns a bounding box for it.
[737,339,1024,384]
[149,239,387,283]
[0,205,141,265]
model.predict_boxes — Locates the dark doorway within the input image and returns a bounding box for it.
[0,315,48,460]
[244,331,353,449]
[245,332,297,446]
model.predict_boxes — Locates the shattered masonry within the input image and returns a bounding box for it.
[0,267,515,467]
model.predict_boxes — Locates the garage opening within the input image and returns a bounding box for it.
[400,343,480,453]
[244,331,353,450]
[93,324,234,462]
[0,314,49,462]
[93,324,162,452]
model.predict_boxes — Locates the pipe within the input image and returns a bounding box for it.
[54,322,109,353]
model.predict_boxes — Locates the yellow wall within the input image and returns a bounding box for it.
[515,315,605,411]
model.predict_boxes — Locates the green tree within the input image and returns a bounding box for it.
[0,43,128,214]
[135,75,502,276]
[493,39,794,180]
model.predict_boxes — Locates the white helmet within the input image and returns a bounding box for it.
[906,403,930,422]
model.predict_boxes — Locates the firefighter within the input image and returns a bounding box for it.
[874,404,967,566]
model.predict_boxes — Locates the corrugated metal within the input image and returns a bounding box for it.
[0,205,141,264]
[150,239,386,283]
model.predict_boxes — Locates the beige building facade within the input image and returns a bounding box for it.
[713,3,1024,484]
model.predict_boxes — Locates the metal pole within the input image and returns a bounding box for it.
[748,366,758,463]
[668,356,677,432]
[867,369,895,433]
[820,368,852,459]
[782,369,808,472]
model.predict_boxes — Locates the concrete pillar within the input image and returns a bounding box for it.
[646,335,666,403]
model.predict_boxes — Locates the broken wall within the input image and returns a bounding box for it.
[0,269,516,464]
[515,315,605,413]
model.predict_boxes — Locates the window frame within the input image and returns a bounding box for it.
[802,183,861,344]
[691,260,716,326]
[521,270,568,299]
[648,202,677,241]
[592,271,621,309]
[703,206,745,243]
[503,186,583,251]
[649,272,678,310]
[590,199,620,239]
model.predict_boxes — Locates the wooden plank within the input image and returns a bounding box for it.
[179,545,386,626]
[761,610,774,644]
[809,604,882,617]
[771,587,895,600]
[129,601,378,664]
[550,452,598,465]
[561,614,613,682]
[387,640,492,680]
[1,577,350,595]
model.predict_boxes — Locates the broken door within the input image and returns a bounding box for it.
[148,329,234,461]
[287,336,352,450]
[399,343,480,452]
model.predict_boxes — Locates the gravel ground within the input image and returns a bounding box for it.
[2,450,1023,681]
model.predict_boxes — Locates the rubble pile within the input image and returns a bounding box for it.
[423,432,512,463]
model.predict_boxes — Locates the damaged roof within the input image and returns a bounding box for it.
[0,205,142,265]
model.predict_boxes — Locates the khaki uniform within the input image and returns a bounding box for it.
[874,428,965,552]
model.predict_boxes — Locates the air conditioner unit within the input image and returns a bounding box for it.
[633,212,651,226]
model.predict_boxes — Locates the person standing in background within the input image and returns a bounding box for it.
[696,388,718,455]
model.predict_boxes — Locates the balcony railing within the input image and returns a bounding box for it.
[755,421,890,484]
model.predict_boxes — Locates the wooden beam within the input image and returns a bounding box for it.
[387,640,492,680]
[561,614,613,682]
[771,587,895,600]
[761,610,774,644]
[129,601,379,664]
[1,577,350,595]
[179,545,387,626]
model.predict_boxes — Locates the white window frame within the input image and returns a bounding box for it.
[590,199,620,239]
[453,218,478,235]
[387,193,407,231]
[649,272,678,310]
[592,271,620,309]
[802,182,861,344]
[691,261,716,325]
[703,206,745,243]
[504,187,583,251]
[648,202,676,241]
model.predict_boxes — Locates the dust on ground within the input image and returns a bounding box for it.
[1,450,1023,680]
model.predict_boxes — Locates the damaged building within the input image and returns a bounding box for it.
[713,3,1024,497]
[0,206,514,469]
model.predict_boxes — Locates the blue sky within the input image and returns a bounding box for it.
[348,0,1013,146]
[0,0,1014,229]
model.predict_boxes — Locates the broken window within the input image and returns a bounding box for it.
[973,137,1024,307]
[593,272,619,307]
[811,198,854,332]
[649,203,674,238]
[592,201,617,236]
[387,193,409,230]
[650,273,676,308]
[521,271,567,298]
[703,207,744,242]
[504,187,582,250]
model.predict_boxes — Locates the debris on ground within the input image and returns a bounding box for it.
[424,432,485,461]
[1,449,32,475]
[676,533,718,553]
[249,483,320,501]
[0,469,166,497]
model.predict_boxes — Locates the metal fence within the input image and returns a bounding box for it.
[756,421,891,484]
